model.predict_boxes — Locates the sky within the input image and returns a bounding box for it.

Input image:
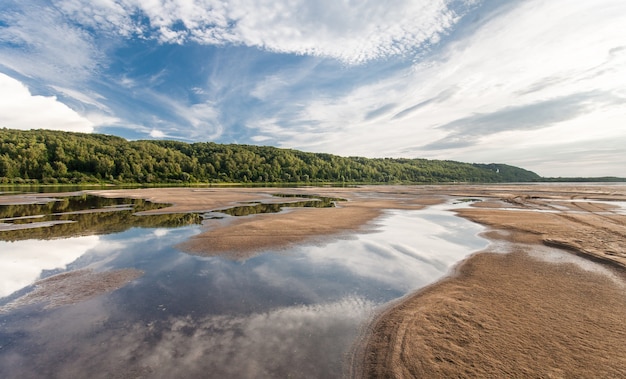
[0,0,624,177]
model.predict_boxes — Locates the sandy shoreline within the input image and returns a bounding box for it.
[3,184,625,376]
[350,185,626,378]
[87,184,626,378]
[354,249,626,378]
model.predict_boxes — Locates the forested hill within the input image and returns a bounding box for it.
[0,128,540,184]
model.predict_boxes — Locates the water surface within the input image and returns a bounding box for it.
[0,198,488,378]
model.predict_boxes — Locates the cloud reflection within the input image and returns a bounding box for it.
[1,296,373,378]
[0,236,100,298]
[281,205,489,294]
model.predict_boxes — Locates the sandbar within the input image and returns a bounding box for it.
[1,269,143,312]
[5,184,626,376]
[352,184,626,378]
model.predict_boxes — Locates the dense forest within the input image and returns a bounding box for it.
[0,128,541,184]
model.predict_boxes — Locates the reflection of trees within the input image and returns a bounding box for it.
[0,195,201,241]
[218,195,343,217]
[0,194,166,219]
[0,211,202,241]
[0,194,344,241]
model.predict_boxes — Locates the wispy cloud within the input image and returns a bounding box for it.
[0,0,103,84]
[423,91,621,150]
[246,0,626,176]
[54,0,473,64]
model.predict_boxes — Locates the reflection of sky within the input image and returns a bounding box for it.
[0,236,100,297]
[1,295,373,378]
[525,244,625,287]
[292,204,489,295]
[0,203,489,378]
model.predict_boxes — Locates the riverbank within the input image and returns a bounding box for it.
[353,184,626,378]
[355,248,626,378]
[8,184,624,375]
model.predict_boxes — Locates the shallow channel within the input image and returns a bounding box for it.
[0,197,489,378]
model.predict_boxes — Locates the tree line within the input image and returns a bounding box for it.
[0,128,540,184]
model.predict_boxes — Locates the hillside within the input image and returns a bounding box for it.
[0,128,540,184]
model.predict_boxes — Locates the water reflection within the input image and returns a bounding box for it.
[0,194,202,241]
[216,195,340,217]
[0,236,100,297]
[0,202,489,378]
[0,193,342,240]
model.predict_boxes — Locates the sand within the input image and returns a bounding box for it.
[4,184,626,376]
[352,184,626,378]
[355,250,626,378]
[1,269,143,312]
[93,185,626,377]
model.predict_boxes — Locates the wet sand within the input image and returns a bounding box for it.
[92,185,626,377]
[1,269,143,312]
[353,184,626,378]
[4,184,626,376]
[90,186,446,260]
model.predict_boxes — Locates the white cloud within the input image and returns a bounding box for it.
[83,112,123,128]
[0,1,103,84]
[225,0,462,64]
[248,0,626,176]
[0,73,94,133]
[149,129,166,138]
[54,0,471,64]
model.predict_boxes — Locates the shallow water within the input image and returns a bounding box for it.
[0,200,489,378]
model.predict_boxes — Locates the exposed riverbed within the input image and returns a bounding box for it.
[1,184,625,378]
[0,193,488,378]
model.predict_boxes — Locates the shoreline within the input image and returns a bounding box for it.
[352,245,626,378]
[350,185,626,378]
[2,184,625,376]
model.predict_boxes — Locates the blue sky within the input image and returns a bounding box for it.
[1,0,625,177]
